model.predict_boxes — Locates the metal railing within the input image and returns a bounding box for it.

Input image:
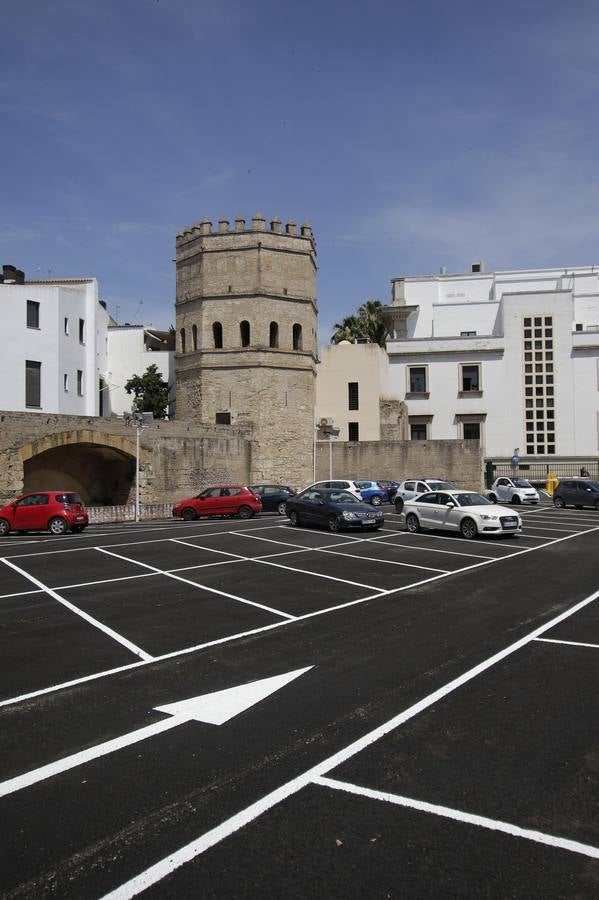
[487,461,598,486]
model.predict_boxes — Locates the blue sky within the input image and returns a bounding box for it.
[2,0,599,342]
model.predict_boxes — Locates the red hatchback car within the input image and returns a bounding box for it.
[0,491,89,536]
[172,485,262,521]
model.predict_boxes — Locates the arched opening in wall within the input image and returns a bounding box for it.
[213,321,223,349]
[23,444,136,506]
[180,328,186,353]
[192,324,198,351]
[269,321,279,348]
[292,323,303,350]
[240,320,251,347]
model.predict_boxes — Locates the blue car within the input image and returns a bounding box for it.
[353,480,389,506]
[376,479,401,502]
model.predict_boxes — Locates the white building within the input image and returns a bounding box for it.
[383,264,599,459]
[106,325,175,417]
[0,265,110,416]
[0,264,174,419]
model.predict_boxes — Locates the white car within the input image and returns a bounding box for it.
[403,489,522,539]
[488,477,539,505]
[394,478,455,512]
[301,479,362,500]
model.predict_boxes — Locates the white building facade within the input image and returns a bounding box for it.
[0,266,110,416]
[106,325,174,417]
[383,265,599,459]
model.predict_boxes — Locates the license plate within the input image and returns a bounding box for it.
[502,518,517,528]
[75,516,85,521]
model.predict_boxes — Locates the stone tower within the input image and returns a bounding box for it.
[175,213,318,487]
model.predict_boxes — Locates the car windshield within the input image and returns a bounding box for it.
[587,481,599,491]
[455,492,491,507]
[512,478,533,488]
[330,491,362,504]
[428,481,453,490]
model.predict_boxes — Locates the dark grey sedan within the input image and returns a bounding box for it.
[249,484,296,515]
[553,479,599,510]
[286,488,384,532]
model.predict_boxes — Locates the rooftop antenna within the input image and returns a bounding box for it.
[130,300,144,324]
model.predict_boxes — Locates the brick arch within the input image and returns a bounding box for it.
[20,429,151,464]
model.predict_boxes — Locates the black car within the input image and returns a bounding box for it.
[286,487,384,532]
[249,484,296,516]
[376,479,401,502]
[553,478,599,510]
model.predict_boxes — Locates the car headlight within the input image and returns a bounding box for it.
[342,511,358,520]
[480,514,499,520]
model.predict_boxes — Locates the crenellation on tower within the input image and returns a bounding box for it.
[174,214,318,486]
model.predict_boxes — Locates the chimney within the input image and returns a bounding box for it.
[2,264,25,284]
[471,261,485,273]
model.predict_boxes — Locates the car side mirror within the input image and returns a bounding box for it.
[446,502,455,508]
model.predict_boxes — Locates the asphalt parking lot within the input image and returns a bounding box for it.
[1,499,599,898]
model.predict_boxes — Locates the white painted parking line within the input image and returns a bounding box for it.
[3,523,598,712]
[96,548,296,621]
[101,586,599,898]
[0,588,44,600]
[55,572,158,591]
[367,534,496,560]
[535,637,599,650]
[314,776,599,860]
[0,558,153,662]
[382,530,518,551]
[514,525,582,534]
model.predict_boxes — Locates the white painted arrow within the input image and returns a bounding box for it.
[0,666,313,800]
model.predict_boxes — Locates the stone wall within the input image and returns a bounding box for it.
[0,411,252,505]
[314,439,484,490]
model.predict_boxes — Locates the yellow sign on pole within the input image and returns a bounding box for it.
[546,473,558,495]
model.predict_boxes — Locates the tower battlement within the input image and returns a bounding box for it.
[176,214,314,246]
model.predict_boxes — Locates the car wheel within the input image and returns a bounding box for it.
[511,495,521,505]
[288,510,300,527]
[277,501,287,516]
[48,516,68,536]
[370,495,382,506]
[405,513,420,533]
[488,493,498,503]
[553,496,565,508]
[181,507,197,521]
[328,515,341,532]
[460,517,478,539]
[0,518,11,537]
[238,505,254,519]
[394,497,404,514]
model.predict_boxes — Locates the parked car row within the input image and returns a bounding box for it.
[1,475,595,538]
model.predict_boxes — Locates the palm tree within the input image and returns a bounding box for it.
[357,299,388,348]
[330,314,365,344]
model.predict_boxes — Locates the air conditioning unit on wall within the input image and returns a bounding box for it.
[319,417,334,427]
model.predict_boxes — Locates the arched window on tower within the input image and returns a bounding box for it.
[269,321,279,348]
[213,322,223,349]
[180,328,186,353]
[240,320,250,347]
[292,323,302,350]
[192,324,198,351]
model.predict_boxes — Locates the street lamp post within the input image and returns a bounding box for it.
[125,411,151,523]
[314,420,340,482]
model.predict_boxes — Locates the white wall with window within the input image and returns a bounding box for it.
[0,276,110,415]
[384,265,599,457]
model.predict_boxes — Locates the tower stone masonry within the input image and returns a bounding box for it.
[175,214,318,488]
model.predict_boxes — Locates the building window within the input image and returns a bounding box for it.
[180,328,186,353]
[408,366,428,394]
[460,363,481,392]
[25,360,41,408]
[523,315,555,455]
[213,322,223,349]
[77,369,83,396]
[463,422,481,440]
[64,317,69,335]
[192,324,198,351]
[79,318,85,344]
[215,412,231,425]
[269,321,279,348]
[348,422,359,441]
[410,422,428,440]
[292,323,302,350]
[27,300,40,329]
[63,373,69,393]
[348,382,359,410]
[240,320,250,347]
[460,331,476,336]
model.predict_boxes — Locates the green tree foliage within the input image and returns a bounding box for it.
[125,364,170,420]
[331,299,388,348]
